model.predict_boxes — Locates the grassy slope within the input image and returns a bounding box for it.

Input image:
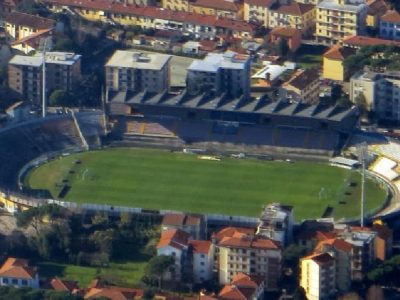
[26,148,386,220]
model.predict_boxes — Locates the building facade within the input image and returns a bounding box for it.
[105,51,171,94]
[379,10,400,41]
[0,258,39,289]
[189,240,214,284]
[189,0,243,20]
[316,0,369,45]
[187,51,251,99]
[243,0,275,27]
[8,52,81,105]
[282,68,321,103]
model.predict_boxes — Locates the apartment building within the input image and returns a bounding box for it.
[379,10,400,41]
[189,240,214,284]
[315,238,352,293]
[212,227,281,291]
[105,51,171,94]
[316,0,369,45]
[189,0,243,19]
[162,213,205,239]
[4,11,55,41]
[322,45,355,81]
[350,70,400,122]
[366,0,389,29]
[243,0,275,27]
[300,252,336,300]
[282,68,321,103]
[8,52,81,105]
[218,273,265,300]
[268,1,316,37]
[187,51,251,99]
[255,203,294,247]
[0,258,39,288]
[45,0,254,40]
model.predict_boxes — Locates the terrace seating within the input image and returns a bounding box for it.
[74,111,105,147]
[370,157,399,181]
[375,142,400,163]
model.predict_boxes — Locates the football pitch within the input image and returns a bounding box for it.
[25,148,387,220]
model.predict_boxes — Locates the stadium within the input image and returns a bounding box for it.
[0,91,398,223]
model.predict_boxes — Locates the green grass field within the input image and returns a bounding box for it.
[25,148,387,220]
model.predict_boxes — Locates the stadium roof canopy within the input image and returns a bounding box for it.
[108,90,359,123]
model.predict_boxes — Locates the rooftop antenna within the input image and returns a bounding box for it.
[357,142,368,227]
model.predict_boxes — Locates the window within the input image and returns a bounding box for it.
[3,278,8,284]
[200,262,205,266]
[21,280,28,286]
[12,279,18,285]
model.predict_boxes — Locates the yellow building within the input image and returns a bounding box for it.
[300,252,336,300]
[162,0,190,11]
[316,0,369,45]
[4,11,55,41]
[189,0,243,20]
[366,0,389,29]
[243,0,275,27]
[322,45,355,81]
[268,1,316,37]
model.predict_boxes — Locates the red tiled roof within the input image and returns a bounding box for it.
[274,2,314,16]
[303,252,334,266]
[270,27,301,38]
[157,229,191,250]
[5,11,55,29]
[190,240,211,254]
[192,0,239,12]
[244,0,275,8]
[381,10,400,23]
[323,45,355,60]
[343,35,400,47]
[316,238,353,253]
[43,0,254,33]
[50,277,79,292]
[162,213,201,226]
[218,285,250,300]
[85,286,144,300]
[213,227,255,243]
[231,272,263,288]
[0,257,37,280]
[12,28,53,47]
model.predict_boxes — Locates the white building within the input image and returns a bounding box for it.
[300,252,336,300]
[350,70,400,122]
[0,257,39,288]
[157,229,191,281]
[256,203,294,247]
[187,51,251,99]
[105,50,171,94]
[189,240,214,284]
[379,10,400,41]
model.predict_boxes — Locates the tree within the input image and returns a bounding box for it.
[145,255,175,289]
[355,93,368,118]
[277,38,290,57]
[49,90,75,107]
[367,255,400,287]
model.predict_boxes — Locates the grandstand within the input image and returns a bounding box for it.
[0,112,104,191]
[108,90,359,156]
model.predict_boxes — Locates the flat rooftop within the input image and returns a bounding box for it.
[188,51,249,73]
[317,0,367,13]
[105,50,171,70]
[9,52,81,67]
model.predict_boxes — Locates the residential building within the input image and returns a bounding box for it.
[11,28,53,55]
[219,273,265,300]
[212,227,281,291]
[379,10,400,41]
[243,0,275,27]
[350,70,400,122]
[157,229,191,281]
[105,51,171,94]
[189,0,243,19]
[0,0,18,17]
[8,52,81,105]
[44,0,255,40]
[300,252,336,300]
[269,27,302,52]
[0,257,39,288]
[315,238,352,293]
[189,240,214,284]
[255,203,294,247]
[187,51,251,99]
[49,277,79,293]
[162,0,190,11]
[4,11,55,41]
[268,1,316,37]
[316,0,369,45]
[282,68,321,103]
[337,226,376,280]
[366,0,389,29]
[322,45,355,81]
[372,222,393,261]
[84,279,143,299]
[297,230,336,252]
[162,213,205,239]
[343,35,400,49]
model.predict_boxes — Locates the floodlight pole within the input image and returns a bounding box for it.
[358,142,367,227]
[42,38,48,118]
